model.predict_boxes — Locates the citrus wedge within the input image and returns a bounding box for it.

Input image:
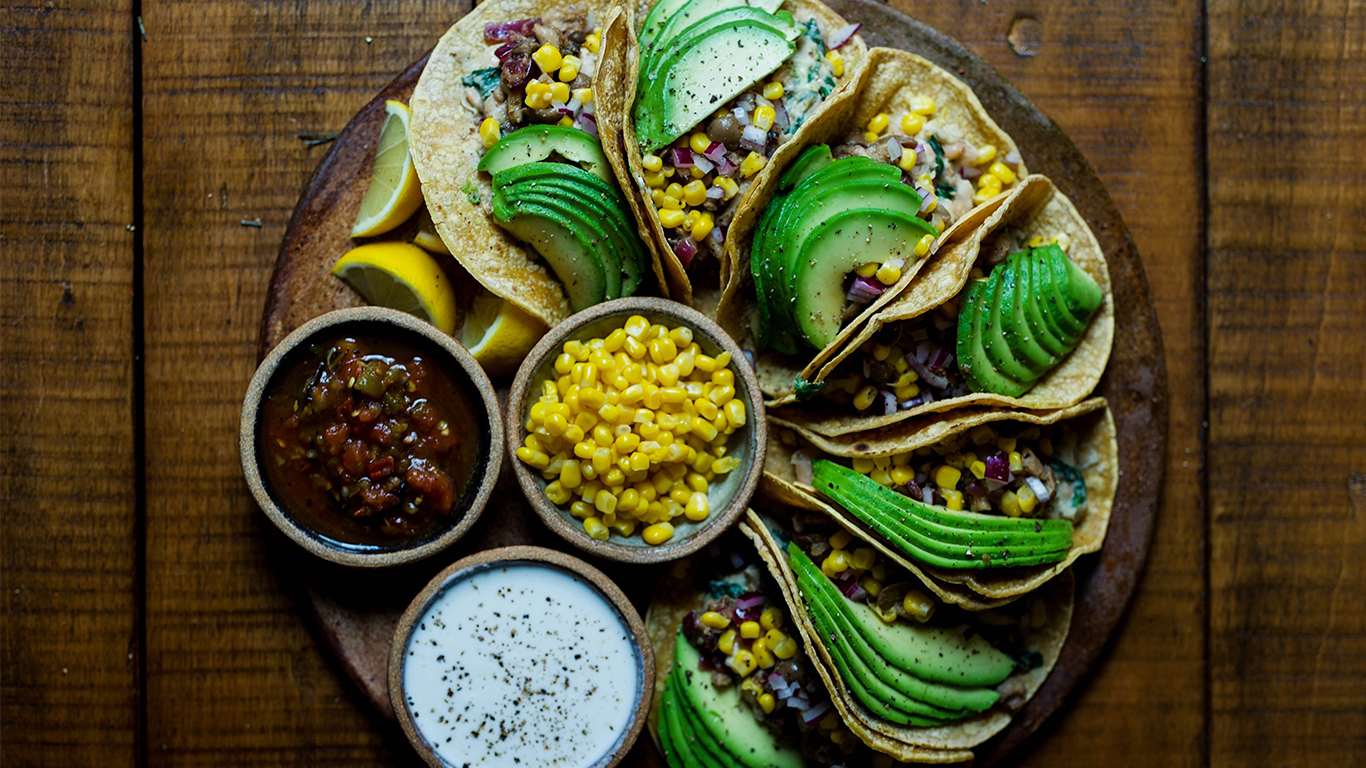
[331,242,458,335]
[461,293,548,377]
[412,207,450,255]
[352,100,424,238]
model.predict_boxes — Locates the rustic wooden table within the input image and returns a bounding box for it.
[3,0,1364,766]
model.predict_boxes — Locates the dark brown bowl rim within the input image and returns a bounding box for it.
[506,297,768,564]
[387,545,655,768]
[239,306,503,568]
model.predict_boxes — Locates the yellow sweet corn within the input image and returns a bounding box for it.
[727,650,756,676]
[479,117,501,149]
[658,208,685,228]
[901,113,925,135]
[558,55,581,82]
[1000,490,1022,517]
[740,621,761,639]
[682,179,707,206]
[739,151,767,178]
[825,50,844,77]
[988,161,1016,185]
[758,693,776,713]
[642,153,663,172]
[700,611,731,629]
[974,143,996,165]
[875,262,901,284]
[902,590,936,622]
[910,95,936,116]
[1017,483,1038,514]
[532,44,563,75]
[915,233,934,258]
[583,516,609,540]
[867,112,889,134]
[934,465,961,489]
[941,489,964,510]
[829,529,854,550]
[573,87,594,104]
[717,628,737,654]
[855,262,879,277]
[853,385,878,411]
[713,175,739,200]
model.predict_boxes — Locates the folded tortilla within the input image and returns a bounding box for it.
[713,47,1029,406]
[740,506,1074,758]
[598,0,867,309]
[764,397,1117,604]
[410,0,630,327]
[770,173,1114,430]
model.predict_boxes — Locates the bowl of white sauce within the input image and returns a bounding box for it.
[389,546,654,768]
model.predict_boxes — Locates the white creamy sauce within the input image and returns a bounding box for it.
[403,564,640,768]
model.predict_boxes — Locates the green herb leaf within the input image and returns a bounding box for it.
[794,377,827,401]
[462,179,481,205]
[935,182,957,200]
[461,67,502,100]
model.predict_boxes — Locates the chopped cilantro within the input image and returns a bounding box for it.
[461,67,502,100]
[794,377,827,401]
[936,182,957,200]
[462,179,481,205]
[928,134,946,176]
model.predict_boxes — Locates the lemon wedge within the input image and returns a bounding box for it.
[352,100,424,238]
[412,207,450,255]
[461,293,548,377]
[332,242,457,335]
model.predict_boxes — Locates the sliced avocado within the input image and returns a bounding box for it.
[790,545,1016,687]
[667,672,736,768]
[644,0,785,57]
[637,0,697,49]
[1012,253,1073,358]
[1042,243,1104,322]
[492,162,645,296]
[981,265,1043,383]
[808,461,1073,569]
[657,678,690,768]
[1028,249,1086,340]
[750,198,798,354]
[673,631,806,768]
[996,258,1058,373]
[496,187,623,300]
[638,20,797,153]
[791,208,936,349]
[779,144,834,190]
[490,197,606,311]
[478,125,614,184]
[962,270,1032,397]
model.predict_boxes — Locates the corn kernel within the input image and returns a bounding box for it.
[901,113,925,135]
[688,132,711,154]
[1000,490,1022,517]
[684,492,709,521]
[989,161,1017,185]
[853,385,878,411]
[583,516,609,540]
[903,590,936,622]
[573,87,594,104]
[737,620,761,639]
[910,95,936,116]
[851,547,877,570]
[718,628,737,654]
[974,143,996,165]
[912,232,935,258]
[642,521,674,545]
[727,650,756,676]
[821,550,850,577]
[752,105,776,131]
[825,50,844,77]
[681,179,707,207]
[700,611,730,629]
[1017,483,1038,514]
[478,117,502,149]
[968,460,987,480]
[868,112,890,135]
[934,465,961,490]
[532,44,563,74]
[1009,451,1023,472]
[739,151,767,178]
[758,693,776,713]
[875,263,901,284]
[557,54,581,82]
[658,208,685,228]
[642,153,664,173]
[544,480,571,505]
[972,188,995,205]
[752,638,775,669]
[644,170,666,189]
[713,175,740,200]
[941,489,964,510]
[861,577,882,597]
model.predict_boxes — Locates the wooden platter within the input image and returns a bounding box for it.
[257,0,1168,764]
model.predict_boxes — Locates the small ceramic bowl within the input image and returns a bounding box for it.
[239,306,502,568]
[389,546,653,768]
[507,297,767,563]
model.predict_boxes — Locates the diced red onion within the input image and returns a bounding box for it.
[881,390,897,415]
[691,150,714,174]
[705,185,725,200]
[730,552,746,569]
[906,352,949,390]
[740,125,768,153]
[903,479,923,501]
[786,696,811,711]
[886,257,905,270]
[961,164,982,180]
[769,673,788,691]
[792,450,814,485]
[901,391,934,410]
[715,155,738,176]
[964,480,986,499]
[494,41,518,60]
[580,99,595,116]
[734,106,750,126]
[774,104,790,131]
[484,18,539,43]
[846,275,884,304]
[575,113,598,138]
[801,699,833,724]
[670,147,693,168]
[916,144,932,164]
[566,97,583,113]
[552,100,570,114]
[703,142,727,162]
[707,227,725,249]
[673,237,697,267]
[928,347,953,373]
[983,453,1011,483]
[737,594,765,611]
[931,313,953,331]
[918,190,938,215]
[838,577,862,598]
[923,487,935,505]
[886,138,903,163]
[1005,150,1022,166]
[847,583,868,602]
[910,327,930,342]
[1025,476,1052,504]
[827,22,862,50]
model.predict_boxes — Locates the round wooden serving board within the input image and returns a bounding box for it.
[257,1,1168,764]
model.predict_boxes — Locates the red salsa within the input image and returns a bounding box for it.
[258,334,482,548]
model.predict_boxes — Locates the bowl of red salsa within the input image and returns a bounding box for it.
[241,307,502,567]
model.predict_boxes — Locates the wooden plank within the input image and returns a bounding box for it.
[1207,1,1366,764]
[0,2,139,766]
[886,2,1206,765]
[138,2,468,765]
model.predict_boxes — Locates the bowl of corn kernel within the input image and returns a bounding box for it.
[507,297,767,563]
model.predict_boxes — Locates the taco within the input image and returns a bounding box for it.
[765,173,1114,430]
[741,496,1073,759]
[711,47,1030,406]
[410,1,653,326]
[597,0,868,308]
[646,529,971,765]
[763,398,1116,606]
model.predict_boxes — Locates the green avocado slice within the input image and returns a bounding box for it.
[791,209,935,350]
[955,280,988,393]
[1042,243,1104,322]
[750,197,798,354]
[963,270,1032,396]
[779,144,834,190]
[495,177,643,297]
[639,7,795,90]
[478,125,614,183]
[637,19,797,153]
[790,545,1016,687]
[981,265,1042,384]
[673,631,806,768]
[657,677,691,768]
[997,257,1058,373]
[490,197,607,311]
[638,0,695,49]
[813,460,1075,541]
[1012,253,1072,358]
[642,0,785,63]
[1028,249,1086,340]
[668,671,736,768]
[495,187,623,300]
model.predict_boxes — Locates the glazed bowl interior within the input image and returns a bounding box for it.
[508,297,767,563]
[240,307,502,568]
[388,546,653,768]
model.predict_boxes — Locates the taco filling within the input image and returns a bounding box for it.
[655,546,893,766]
[804,229,1101,414]
[777,512,1051,717]
[459,8,649,311]
[632,0,857,272]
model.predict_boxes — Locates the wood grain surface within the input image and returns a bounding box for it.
[4,0,1366,766]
